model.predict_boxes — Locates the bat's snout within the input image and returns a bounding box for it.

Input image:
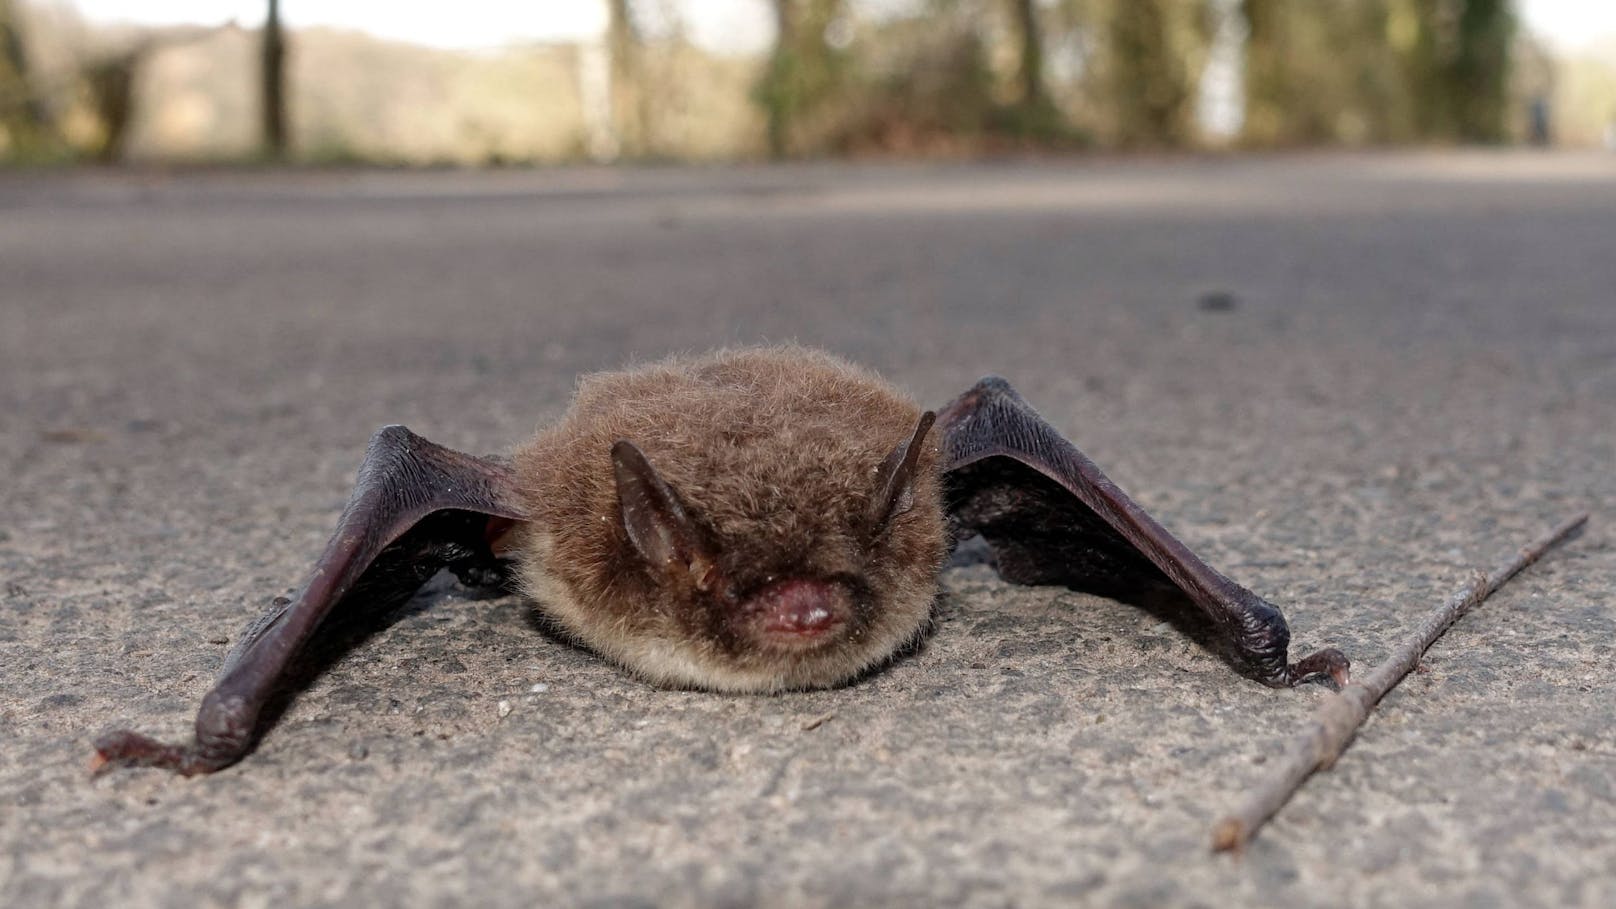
[741,578,851,649]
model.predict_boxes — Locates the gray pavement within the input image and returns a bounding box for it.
[1,152,1613,907]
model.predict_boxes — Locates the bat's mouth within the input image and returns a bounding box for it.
[739,578,852,651]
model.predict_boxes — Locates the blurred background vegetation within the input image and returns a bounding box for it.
[1,0,1612,166]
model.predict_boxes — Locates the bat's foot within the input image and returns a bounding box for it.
[90,730,226,777]
[449,555,513,590]
[1284,647,1350,689]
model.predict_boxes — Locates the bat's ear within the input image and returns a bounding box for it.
[866,410,936,539]
[611,440,720,591]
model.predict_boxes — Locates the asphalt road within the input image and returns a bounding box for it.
[2,153,1613,907]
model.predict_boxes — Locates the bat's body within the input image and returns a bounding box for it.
[95,347,1347,776]
[513,348,946,692]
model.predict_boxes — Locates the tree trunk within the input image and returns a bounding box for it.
[1009,0,1048,112]
[1450,0,1513,142]
[607,0,652,157]
[1239,0,1288,144]
[87,48,145,164]
[0,0,55,148]
[262,0,287,158]
[763,0,794,158]
[1106,0,1201,148]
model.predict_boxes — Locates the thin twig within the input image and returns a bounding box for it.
[1211,512,1588,854]
[800,711,836,731]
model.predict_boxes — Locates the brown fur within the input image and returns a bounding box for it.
[511,346,948,692]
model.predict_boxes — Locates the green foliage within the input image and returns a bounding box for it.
[755,0,853,158]
[1111,0,1210,147]
[3,0,1548,165]
[1446,0,1516,141]
[1241,0,1516,147]
[754,0,1087,157]
[0,0,63,160]
[1243,0,1406,144]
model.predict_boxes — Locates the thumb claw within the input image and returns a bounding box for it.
[91,729,195,775]
[1287,647,1351,690]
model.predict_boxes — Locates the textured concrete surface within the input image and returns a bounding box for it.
[2,153,1613,907]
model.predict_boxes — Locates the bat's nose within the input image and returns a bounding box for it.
[744,578,851,647]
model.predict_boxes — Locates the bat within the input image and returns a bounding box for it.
[93,347,1348,775]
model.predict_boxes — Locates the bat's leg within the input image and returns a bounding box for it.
[939,378,1347,689]
[93,426,529,775]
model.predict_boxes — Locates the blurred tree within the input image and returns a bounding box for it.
[262,0,287,157]
[1245,0,1515,146]
[84,43,145,163]
[607,0,653,156]
[757,0,849,157]
[1,0,57,155]
[804,3,996,154]
[84,27,228,164]
[1241,0,1304,144]
[1447,0,1515,141]
[1395,0,1516,142]
[1098,0,1209,147]
[762,0,793,158]
[1008,0,1048,112]
[1242,0,1410,145]
[1001,0,1071,138]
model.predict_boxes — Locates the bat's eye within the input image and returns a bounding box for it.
[865,411,936,540]
[694,561,723,594]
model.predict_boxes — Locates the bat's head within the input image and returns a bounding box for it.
[596,412,944,691]
[514,348,949,693]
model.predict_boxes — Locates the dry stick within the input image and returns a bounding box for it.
[1211,512,1589,854]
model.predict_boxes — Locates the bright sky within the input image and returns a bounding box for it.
[65,0,1616,54]
[1528,0,1616,50]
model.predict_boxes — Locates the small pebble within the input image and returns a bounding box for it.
[529,683,550,693]
[497,699,512,718]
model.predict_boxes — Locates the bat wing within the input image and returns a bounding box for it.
[938,377,1346,688]
[94,425,531,775]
